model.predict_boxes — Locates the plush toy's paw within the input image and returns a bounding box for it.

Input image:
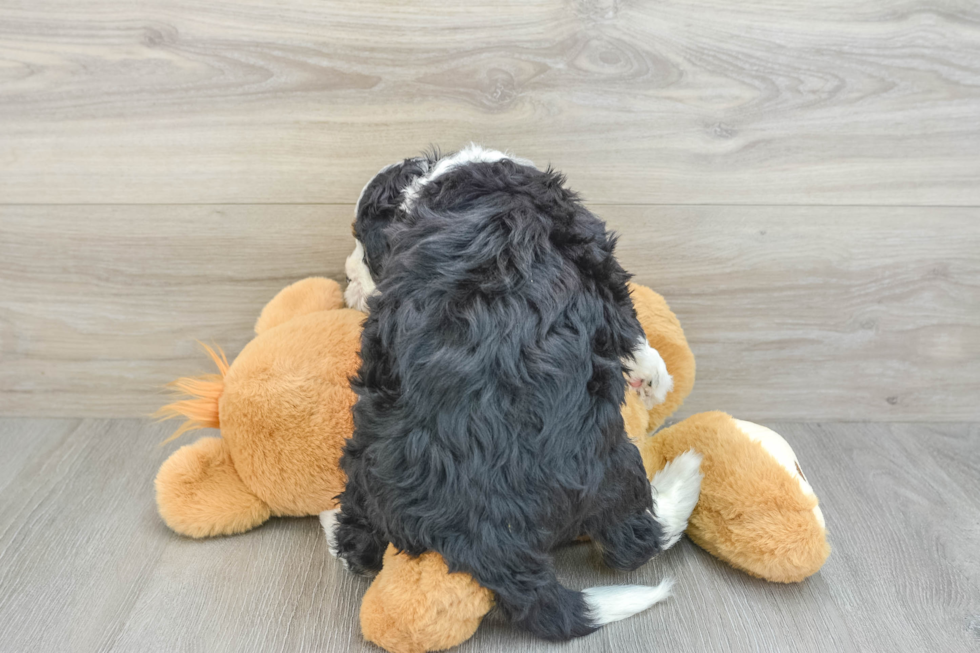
[625,338,674,410]
[650,449,703,550]
[254,277,345,334]
[361,545,494,653]
[155,437,272,538]
[319,508,342,559]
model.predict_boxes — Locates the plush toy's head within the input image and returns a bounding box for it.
[155,277,363,538]
[636,412,830,583]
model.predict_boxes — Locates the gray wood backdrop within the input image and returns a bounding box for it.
[1,0,978,420]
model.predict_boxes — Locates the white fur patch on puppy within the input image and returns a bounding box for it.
[583,578,673,626]
[344,239,377,313]
[650,450,703,550]
[624,337,674,410]
[319,508,341,558]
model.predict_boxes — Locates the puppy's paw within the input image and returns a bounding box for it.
[319,508,342,559]
[651,449,704,549]
[329,515,385,576]
[625,339,674,410]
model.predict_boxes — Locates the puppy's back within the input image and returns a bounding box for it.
[353,160,632,545]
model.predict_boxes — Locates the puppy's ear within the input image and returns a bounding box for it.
[355,157,430,277]
[357,163,409,215]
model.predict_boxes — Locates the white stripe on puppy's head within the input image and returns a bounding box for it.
[345,146,536,312]
[400,144,536,211]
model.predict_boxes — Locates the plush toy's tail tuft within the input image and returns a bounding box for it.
[154,342,228,444]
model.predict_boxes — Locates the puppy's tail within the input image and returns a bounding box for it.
[496,571,672,640]
[582,579,674,626]
[153,342,228,444]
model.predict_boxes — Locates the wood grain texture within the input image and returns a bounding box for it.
[1,0,979,205]
[605,207,980,422]
[0,418,977,652]
[0,418,77,495]
[0,205,352,418]
[2,204,977,420]
[785,421,980,653]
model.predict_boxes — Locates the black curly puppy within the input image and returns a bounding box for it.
[326,146,701,641]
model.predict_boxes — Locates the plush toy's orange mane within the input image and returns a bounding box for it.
[154,343,228,443]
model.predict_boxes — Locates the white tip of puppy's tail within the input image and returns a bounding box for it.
[583,578,674,626]
[651,449,704,550]
[319,508,341,558]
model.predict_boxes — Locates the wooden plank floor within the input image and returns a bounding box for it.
[0,418,977,653]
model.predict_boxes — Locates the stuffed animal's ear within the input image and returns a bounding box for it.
[155,437,271,538]
[255,277,345,335]
[360,545,493,653]
[628,283,696,432]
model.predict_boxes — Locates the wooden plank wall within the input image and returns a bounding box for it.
[1,0,978,419]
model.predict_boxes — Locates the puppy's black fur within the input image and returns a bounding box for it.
[337,155,665,641]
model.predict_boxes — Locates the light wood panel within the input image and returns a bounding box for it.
[0,419,977,652]
[0,205,351,418]
[1,0,979,205]
[605,207,980,422]
[1,204,977,420]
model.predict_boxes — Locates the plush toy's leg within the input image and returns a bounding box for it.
[254,277,346,335]
[155,437,271,538]
[359,545,494,653]
[649,413,830,582]
[322,513,495,653]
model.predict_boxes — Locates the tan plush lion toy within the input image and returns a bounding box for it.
[155,277,829,653]
[155,277,360,537]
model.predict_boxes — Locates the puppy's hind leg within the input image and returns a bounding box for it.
[334,505,387,575]
[585,440,666,571]
[333,479,388,575]
[591,509,665,572]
